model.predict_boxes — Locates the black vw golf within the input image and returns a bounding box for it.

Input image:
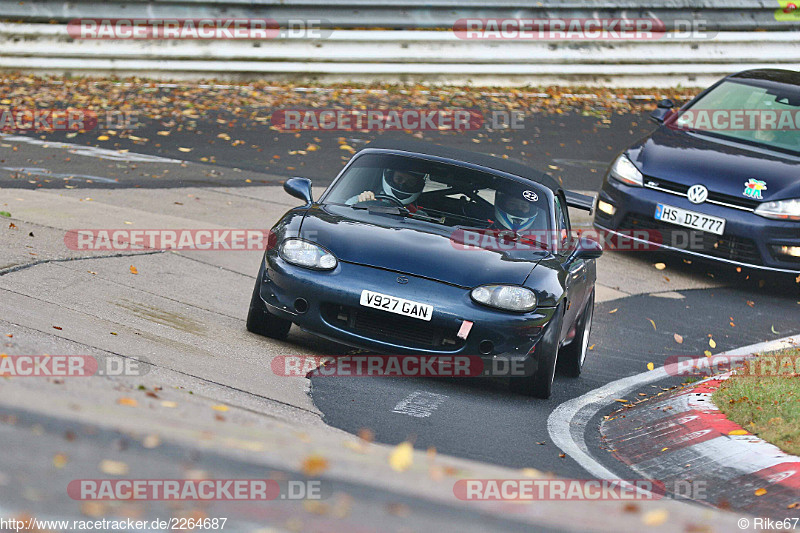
[594,69,800,273]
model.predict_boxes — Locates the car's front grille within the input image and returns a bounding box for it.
[643,177,760,211]
[322,304,464,351]
[620,213,763,265]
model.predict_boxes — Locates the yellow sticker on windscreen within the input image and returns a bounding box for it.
[775,1,799,20]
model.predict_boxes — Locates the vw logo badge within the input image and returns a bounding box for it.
[687,184,708,204]
[396,276,409,284]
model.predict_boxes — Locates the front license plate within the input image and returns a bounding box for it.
[654,203,726,236]
[359,290,433,321]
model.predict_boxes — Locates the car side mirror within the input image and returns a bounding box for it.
[568,236,603,263]
[650,99,675,124]
[284,177,313,205]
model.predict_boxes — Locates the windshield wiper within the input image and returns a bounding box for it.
[348,203,445,224]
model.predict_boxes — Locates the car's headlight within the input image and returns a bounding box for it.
[279,239,337,270]
[471,285,537,312]
[609,154,644,187]
[755,198,800,221]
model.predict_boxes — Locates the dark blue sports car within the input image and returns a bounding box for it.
[247,140,602,398]
[594,69,800,273]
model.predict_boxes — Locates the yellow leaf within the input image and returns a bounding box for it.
[389,441,414,472]
[728,429,749,435]
[157,131,171,136]
[117,397,137,407]
[647,362,654,371]
[161,401,177,408]
[53,453,68,469]
[301,455,329,476]
[211,404,229,412]
[660,447,669,452]
[648,319,657,331]
[178,147,192,152]
[614,398,629,403]
[339,144,356,154]
[755,488,767,496]
[609,308,618,314]
[654,263,666,270]
[129,265,138,275]
[704,350,712,357]
[97,135,109,141]
[99,459,129,476]
[641,509,668,526]
[673,333,683,344]
[709,338,716,348]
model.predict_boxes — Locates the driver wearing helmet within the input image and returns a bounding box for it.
[349,168,428,213]
[493,189,541,232]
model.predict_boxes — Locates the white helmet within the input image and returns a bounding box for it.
[494,189,539,231]
[382,168,427,205]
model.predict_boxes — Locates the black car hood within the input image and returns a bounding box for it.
[631,127,800,201]
[299,205,547,288]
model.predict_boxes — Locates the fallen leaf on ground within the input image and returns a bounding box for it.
[709,338,716,348]
[53,453,68,468]
[641,509,668,526]
[129,265,138,275]
[161,401,177,408]
[389,441,414,472]
[117,397,137,407]
[728,429,748,436]
[178,147,192,152]
[648,319,656,331]
[609,308,618,314]
[654,263,666,270]
[673,334,683,344]
[754,488,767,496]
[647,362,654,371]
[301,455,329,476]
[211,405,229,412]
[704,350,712,357]
[99,459,129,475]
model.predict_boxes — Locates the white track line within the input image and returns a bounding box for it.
[547,335,800,485]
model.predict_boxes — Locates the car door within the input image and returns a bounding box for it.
[555,194,587,340]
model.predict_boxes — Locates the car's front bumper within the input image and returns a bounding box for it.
[258,254,558,372]
[593,178,800,273]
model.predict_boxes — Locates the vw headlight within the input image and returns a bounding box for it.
[755,198,800,221]
[471,285,537,312]
[279,239,337,270]
[609,154,644,187]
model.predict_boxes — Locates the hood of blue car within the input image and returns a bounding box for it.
[299,205,547,288]
[630,127,800,201]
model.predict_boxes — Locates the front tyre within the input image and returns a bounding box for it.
[558,289,595,378]
[246,270,292,340]
[508,303,564,399]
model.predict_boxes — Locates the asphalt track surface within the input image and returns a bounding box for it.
[2,101,799,518]
[2,111,651,191]
[310,280,800,478]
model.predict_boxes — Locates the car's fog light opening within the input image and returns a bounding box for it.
[294,298,309,314]
[597,200,616,217]
[479,340,494,355]
[772,245,800,262]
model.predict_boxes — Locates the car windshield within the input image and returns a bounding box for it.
[322,153,552,232]
[672,80,800,155]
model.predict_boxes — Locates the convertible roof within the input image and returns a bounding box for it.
[729,69,800,87]
[362,138,562,192]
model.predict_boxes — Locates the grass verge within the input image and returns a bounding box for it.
[713,347,800,456]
